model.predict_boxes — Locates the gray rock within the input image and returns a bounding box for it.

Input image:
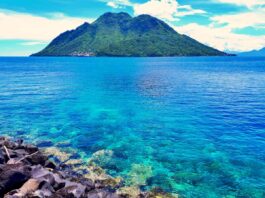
[15,139,23,147]
[55,184,86,198]
[38,173,56,186]
[86,189,121,198]
[44,160,56,169]
[3,140,18,150]
[24,145,38,154]
[0,149,5,164]
[14,149,28,157]
[31,165,51,179]
[26,152,48,165]
[0,164,31,196]
[0,138,149,198]
[38,180,55,197]
[5,179,41,197]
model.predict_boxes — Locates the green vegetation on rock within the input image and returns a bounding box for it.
[32,12,227,57]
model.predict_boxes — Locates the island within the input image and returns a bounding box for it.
[31,12,227,57]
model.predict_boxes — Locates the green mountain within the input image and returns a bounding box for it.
[32,12,226,57]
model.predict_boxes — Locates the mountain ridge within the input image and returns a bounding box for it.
[239,47,265,57]
[32,12,227,57]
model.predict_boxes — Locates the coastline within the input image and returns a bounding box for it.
[0,137,176,198]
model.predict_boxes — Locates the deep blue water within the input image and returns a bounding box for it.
[0,57,265,197]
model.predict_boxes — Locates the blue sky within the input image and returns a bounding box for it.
[0,0,264,56]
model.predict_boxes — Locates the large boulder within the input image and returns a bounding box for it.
[0,163,31,196]
[25,152,48,166]
[5,179,41,197]
[54,184,86,198]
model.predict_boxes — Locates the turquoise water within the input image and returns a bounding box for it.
[0,57,265,197]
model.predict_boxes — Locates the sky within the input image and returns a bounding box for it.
[0,0,264,56]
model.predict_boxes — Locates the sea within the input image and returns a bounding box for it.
[0,56,264,197]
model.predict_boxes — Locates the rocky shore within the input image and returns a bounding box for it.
[0,137,176,198]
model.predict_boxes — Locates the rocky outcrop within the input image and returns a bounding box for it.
[0,137,177,198]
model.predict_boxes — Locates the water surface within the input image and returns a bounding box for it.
[0,57,265,197]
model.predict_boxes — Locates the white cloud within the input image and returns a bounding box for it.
[172,6,265,52]
[211,9,265,29]
[104,0,206,21]
[216,0,265,8]
[134,0,206,21]
[107,2,120,8]
[102,0,132,8]
[134,0,179,21]
[0,9,94,41]
[174,23,265,52]
[176,5,206,17]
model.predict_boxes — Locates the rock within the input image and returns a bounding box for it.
[26,152,48,165]
[44,147,71,162]
[14,149,28,157]
[86,189,121,198]
[24,145,38,154]
[44,160,57,169]
[0,138,175,198]
[28,190,48,198]
[0,164,31,196]
[38,180,55,197]
[89,150,114,167]
[9,179,41,197]
[0,149,5,164]
[146,188,178,198]
[52,173,68,191]
[31,165,51,179]
[80,179,95,191]
[3,189,20,198]
[54,185,86,198]
[15,139,23,147]
[39,173,56,186]
[117,186,141,198]
[53,182,66,191]
[95,177,122,189]
[7,158,19,164]
[3,140,17,150]
[0,136,6,141]
[7,149,19,159]
[65,159,83,167]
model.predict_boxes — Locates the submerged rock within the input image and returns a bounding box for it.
[117,186,141,198]
[127,164,153,186]
[89,149,114,167]
[44,147,72,162]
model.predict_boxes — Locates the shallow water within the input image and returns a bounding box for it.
[0,57,265,197]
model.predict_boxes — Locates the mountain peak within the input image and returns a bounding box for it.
[94,12,132,25]
[102,12,131,18]
[32,11,226,57]
[130,14,174,33]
